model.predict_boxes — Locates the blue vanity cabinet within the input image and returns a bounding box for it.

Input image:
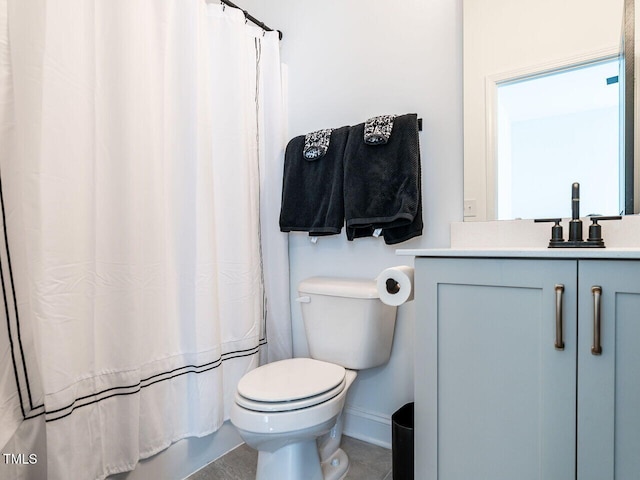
[414,256,640,480]
[577,260,640,480]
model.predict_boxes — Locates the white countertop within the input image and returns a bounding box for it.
[396,248,640,259]
[400,217,640,258]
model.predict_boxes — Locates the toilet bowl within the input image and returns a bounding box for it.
[231,358,357,480]
[230,277,398,480]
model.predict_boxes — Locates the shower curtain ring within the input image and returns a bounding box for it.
[221,2,225,11]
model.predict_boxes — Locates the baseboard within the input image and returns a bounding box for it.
[342,404,392,449]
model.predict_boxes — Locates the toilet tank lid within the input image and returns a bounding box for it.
[298,276,379,299]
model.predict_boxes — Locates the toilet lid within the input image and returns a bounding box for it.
[236,358,346,406]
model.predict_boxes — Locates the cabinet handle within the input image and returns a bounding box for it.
[591,286,602,355]
[555,284,565,350]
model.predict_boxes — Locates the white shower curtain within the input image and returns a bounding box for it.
[0,1,291,478]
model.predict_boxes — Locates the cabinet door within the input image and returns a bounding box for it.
[578,260,640,480]
[415,258,577,480]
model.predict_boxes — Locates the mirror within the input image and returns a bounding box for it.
[463,0,629,221]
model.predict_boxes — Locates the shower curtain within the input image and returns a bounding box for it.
[0,1,291,478]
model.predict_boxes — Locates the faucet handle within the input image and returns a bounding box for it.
[534,218,565,246]
[587,215,622,222]
[587,216,622,246]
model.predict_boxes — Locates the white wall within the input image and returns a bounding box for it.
[464,0,624,221]
[243,0,463,447]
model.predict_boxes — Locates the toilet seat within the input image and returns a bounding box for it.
[235,358,346,413]
[236,377,346,412]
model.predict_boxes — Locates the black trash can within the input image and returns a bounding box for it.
[392,402,414,480]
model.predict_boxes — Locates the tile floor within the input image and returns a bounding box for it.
[187,435,393,480]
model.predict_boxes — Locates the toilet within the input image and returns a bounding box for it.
[230,276,398,480]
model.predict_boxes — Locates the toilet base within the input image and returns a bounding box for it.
[256,439,323,480]
[318,410,349,479]
[254,441,350,480]
[321,447,349,480]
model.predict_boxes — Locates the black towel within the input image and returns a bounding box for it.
[343,113,422,244]
[279,126,350,236]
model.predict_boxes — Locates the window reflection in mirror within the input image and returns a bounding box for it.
[496,59,620,219]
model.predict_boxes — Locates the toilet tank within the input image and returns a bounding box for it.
[297,276,398,370]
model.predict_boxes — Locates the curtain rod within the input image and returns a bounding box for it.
[220,0,283,40]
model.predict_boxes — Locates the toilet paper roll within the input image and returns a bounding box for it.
[376,266,415,306]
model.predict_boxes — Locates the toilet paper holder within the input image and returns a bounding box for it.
[386,278,401,294]
[377,266,415,306]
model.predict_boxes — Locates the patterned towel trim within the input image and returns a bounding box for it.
[303,129,333,160]
[364,115,397,145]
